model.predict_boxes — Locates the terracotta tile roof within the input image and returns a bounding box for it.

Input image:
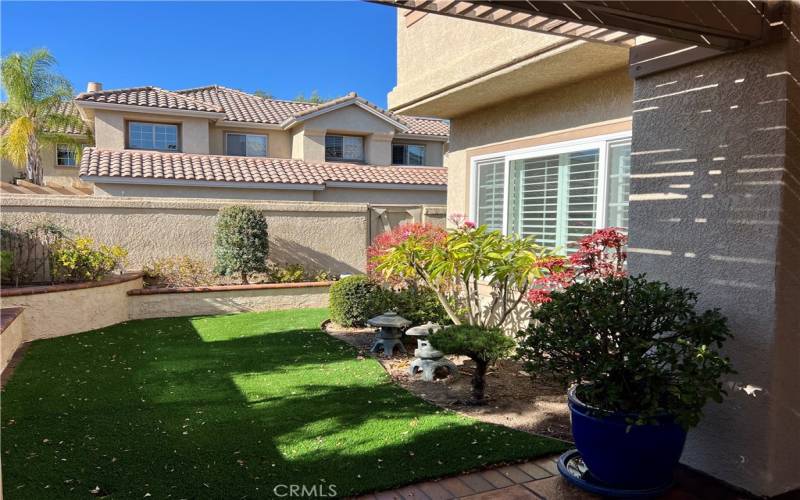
[399,116,450,137]
[75,86,224,113]
[74,85,449,138]
[79,148,447,187]
[176,85,316,124]
[0,101,88,136]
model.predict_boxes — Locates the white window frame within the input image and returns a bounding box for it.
[128,121,179,152]
[469,131,631,241]
[224,132,269,157]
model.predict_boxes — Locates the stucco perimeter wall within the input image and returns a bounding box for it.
[1,274,143,341]
[128,283,330,320]
[1,309,25,372]
[628,18,799,497]
[0,196,371,275]
[445,68,633,217]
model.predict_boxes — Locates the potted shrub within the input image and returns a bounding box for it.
[517,275,733,491]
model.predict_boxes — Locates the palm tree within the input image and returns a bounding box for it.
[0,49,86,185]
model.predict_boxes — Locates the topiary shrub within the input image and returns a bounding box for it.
[328,275,388,327]
[429,325,515,405]
[214,205,269,284]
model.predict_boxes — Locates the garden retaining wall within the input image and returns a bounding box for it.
[0,195,446,275]
[0,278,333,372]
[0,273,144,342]
[127,282,331,319]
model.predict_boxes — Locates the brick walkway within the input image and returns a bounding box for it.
[355,455,601,500]
[355,453,751,500]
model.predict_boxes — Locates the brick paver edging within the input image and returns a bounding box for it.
[1,272,143,298]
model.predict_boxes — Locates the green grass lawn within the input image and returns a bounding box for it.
[2,308,567,498]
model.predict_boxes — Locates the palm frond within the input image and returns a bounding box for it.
[0,117,35,168]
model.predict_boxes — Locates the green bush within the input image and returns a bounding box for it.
[0,250,12,282]
[429,325,516,404]
[390,286,450,325]
[143,256,215,288]
[268,263,307,283]
[328,275,388,327]
[516,275,733,429]
[214,206,269,284]
[50,237,127,282]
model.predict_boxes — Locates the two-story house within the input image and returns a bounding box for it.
[2,83,449,204]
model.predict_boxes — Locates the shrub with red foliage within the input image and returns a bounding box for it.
[527,227,628,304]
[367,222,447,287]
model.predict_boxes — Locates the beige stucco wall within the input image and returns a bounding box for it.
[209,124,291,158]
[1,275,142,341]
[389,10,629,117]
[0,196,372,274]
[92,109,211,154]
[129,285,330,320]
[445,68,633,217]
[1,143,90,187]
[313,186,445,205]
[628,22,799,496]
[1,310,25,372]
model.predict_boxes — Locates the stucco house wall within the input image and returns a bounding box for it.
[445,68,633,216]
[92,109,210,154]
[1,143,89,187]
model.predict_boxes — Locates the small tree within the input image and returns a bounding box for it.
[429,325,515,404]
[214,206,269,284]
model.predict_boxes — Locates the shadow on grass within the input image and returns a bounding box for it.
[1,309,567,499]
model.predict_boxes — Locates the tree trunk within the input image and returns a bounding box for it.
[241,270,249,285]
[469,357,489,405]
[26,133,43,185]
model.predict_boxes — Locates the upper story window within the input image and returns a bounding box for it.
[392,144,426,166]
[473,135,631,251]
[56,144,78,167]
[128,122,179,152]
[325,134,364,162]
[226,133,268,157]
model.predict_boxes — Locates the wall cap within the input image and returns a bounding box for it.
[0,195,370,213]
[0,307,24,334]
[128,281,333,296]
[1,272,143,298]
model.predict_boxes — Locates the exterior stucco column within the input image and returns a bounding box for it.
[627,8,799,497]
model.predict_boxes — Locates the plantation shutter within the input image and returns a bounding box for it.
[508,149,599,250]
[606,140,632,229]
[475,159,505,231]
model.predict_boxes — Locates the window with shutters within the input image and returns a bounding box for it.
[471,133,631,250]
[475,159,505,231]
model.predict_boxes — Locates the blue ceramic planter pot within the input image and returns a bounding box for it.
[568,386,687,489]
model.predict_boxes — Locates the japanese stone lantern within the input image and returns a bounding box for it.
[367,311,411,357]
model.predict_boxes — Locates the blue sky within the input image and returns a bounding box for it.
[1,1,398,105]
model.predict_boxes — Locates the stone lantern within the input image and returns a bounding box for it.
[367,311,411,357]
[406,323,458,381]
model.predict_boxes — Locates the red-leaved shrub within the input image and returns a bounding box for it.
[527,227,628,304]
[367,222,447,287]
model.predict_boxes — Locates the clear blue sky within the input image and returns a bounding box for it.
[1,1,398,105]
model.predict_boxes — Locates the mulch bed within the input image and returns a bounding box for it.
[323,321,572,442]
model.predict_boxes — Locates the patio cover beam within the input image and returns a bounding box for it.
[372,0,781,52]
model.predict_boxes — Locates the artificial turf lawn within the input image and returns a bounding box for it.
[1,308,567,498]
